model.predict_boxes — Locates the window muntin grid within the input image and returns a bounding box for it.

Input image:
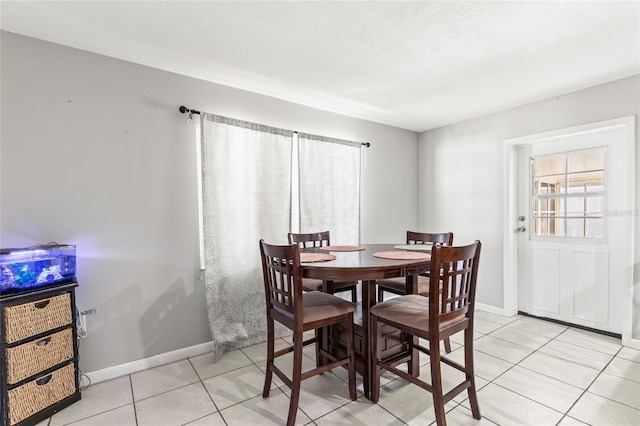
[531,148,605,238]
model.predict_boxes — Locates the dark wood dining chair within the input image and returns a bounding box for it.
[377,231,454,301]
[377,231,454,352]
[259,240,357,426]
[288,231,359,302]
[370,241,482,426]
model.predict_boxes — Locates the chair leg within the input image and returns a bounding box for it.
[377,287,384,302]
[287,331,304,426]
[407,333,418,376]
[429,337,447,426]
[314,328,323,368]
[363,361,371,400]
[464,327,481,420]
[263,320,274,397]
[444,337,452,353]
[351,286,358,303]
[370,314,381,403]
[346,315,357,400]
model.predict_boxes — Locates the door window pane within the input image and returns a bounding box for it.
[531,148,606,238]
[567,171,604,193]
[534,217,564,236]
[587,184,604,193]
[566,218,585,237]
[586,196,603,213]
[586,218,603,238]
[533,155,565,175]
[565,197,584,215]
[534,175,564,195]
[568,149,604,173]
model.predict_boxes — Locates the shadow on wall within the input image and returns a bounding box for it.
[76,275,146,372]
[75,264,210,373]
[139,278,208,357]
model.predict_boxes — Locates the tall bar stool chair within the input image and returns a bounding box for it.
[259,240,357,426]
[377,231,454,352]
[288,231,359,302]
[370,241,482,426]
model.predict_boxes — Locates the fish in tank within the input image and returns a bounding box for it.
[0,244,76,296]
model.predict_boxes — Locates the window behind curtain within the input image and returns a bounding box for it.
[297,133,361,245]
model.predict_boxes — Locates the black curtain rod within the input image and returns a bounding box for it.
[179,105,201,115]
[179,105,370,147]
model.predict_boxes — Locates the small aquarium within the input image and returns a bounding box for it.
[0,244,76,296]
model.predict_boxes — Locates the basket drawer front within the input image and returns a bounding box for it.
[6,328,74,384]
[3,292,72,343]
[8,363,76,425]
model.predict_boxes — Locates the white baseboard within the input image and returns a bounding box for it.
[475,303,512,316]
[81,305,508,386]
[477,303,640,349]
[85,341,214,385]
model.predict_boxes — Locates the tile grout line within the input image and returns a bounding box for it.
[55,380,139,426]
[56,314,636,426]
[187,356,225,426]
[461,318,591,424]
[129,373,139,426]
[554,345,628,425]
[479,320,638,425]
[468,324,559,422]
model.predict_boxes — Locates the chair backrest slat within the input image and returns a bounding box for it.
[407,231,454,246]
[429,241,481,326]
[260,240,303,319]
[288,231,331,248]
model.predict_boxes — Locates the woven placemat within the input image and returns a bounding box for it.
[300,252,337,263]
[373,251,431,260]
[319,245,366,252]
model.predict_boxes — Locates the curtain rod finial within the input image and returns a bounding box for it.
[179,106,201,115]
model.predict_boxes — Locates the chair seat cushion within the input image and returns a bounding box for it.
[371,294,431,332]
[376,275,430,295]
[302,278,357,292]
[302,291,355,324]
[371,294,466,333]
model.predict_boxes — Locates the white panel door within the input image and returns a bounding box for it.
[516,124,628,334]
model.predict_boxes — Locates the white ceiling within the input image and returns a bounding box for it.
[1,1,639,132]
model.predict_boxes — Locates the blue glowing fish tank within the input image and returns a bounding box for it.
[0,244,76,296]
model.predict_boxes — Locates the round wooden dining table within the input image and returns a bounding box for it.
[300,243,431,399]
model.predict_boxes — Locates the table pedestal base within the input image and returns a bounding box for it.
[320,306,419,399]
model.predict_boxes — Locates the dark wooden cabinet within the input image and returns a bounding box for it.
[1,283,81,426]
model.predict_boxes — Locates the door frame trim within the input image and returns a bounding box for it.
[503,116,637,347]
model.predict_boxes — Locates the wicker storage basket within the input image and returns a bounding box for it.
[6,328,74,384]
[3,293,72,343]
[7,363,76,425]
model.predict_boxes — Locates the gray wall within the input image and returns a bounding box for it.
[0,31,420,372]
[419,75,640,338]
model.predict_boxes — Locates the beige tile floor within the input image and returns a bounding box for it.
[38,311,640,425]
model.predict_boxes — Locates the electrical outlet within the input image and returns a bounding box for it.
[80,308,97,316]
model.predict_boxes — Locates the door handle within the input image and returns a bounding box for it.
[516,226,526,233]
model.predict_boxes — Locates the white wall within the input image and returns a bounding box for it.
[419,75,640,340]
[0,31,420,372]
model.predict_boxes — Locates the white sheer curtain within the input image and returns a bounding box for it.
[201,114,293,361]
[297,133,362,245]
